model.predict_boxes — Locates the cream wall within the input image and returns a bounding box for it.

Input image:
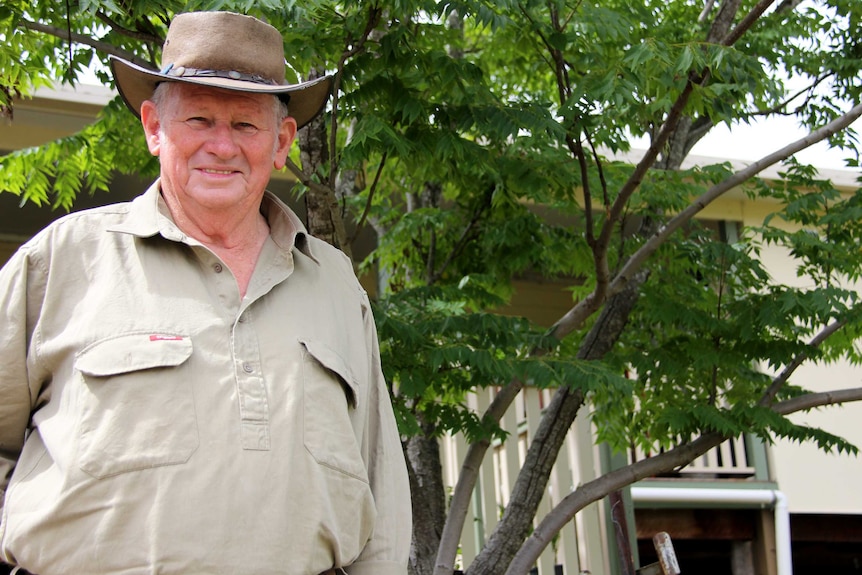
[702,186,862,514]
[718,189,862,515]
[3,83,113,149]
[757,240,862,514]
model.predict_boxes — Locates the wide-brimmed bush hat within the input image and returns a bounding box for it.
[110,11,332,128]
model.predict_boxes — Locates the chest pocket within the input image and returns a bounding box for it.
[299,338,367,481]
[74,332,199,479]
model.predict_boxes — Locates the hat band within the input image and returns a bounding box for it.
[161,63,279,86]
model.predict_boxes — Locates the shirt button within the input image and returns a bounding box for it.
[242,363,254,374]
[213,263,224,273]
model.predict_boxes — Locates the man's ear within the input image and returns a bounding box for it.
[140,100,162,156]
[273,116,298,170]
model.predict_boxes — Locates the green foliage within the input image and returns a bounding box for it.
[592,210,862,454]
[0,99,156,209]
[375,278,633,440]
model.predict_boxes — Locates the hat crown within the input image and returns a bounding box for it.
[161,11,286,87]
[110,11,333,128]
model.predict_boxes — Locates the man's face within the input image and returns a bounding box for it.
[140,83,296,217]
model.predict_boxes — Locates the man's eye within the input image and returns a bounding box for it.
[235,122,259,134]
[184,117,211,129]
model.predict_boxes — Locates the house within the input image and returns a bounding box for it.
[3,83,861,575]
[441,157,862,575]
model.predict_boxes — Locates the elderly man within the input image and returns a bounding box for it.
[0,11,410,575]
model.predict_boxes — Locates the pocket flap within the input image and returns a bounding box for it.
[299,338,359,407]
[76,333,193,377]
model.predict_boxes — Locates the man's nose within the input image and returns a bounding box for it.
[205,122,240,156]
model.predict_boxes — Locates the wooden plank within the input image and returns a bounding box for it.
[634,508,757,540]
[653,532,681,575]
[636,532,681,575]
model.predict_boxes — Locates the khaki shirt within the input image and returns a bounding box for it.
[0,182,411,575]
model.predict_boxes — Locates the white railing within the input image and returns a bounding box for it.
[629,434,756,478]
[441,386,604,575]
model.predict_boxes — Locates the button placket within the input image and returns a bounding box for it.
[231,308,271,451]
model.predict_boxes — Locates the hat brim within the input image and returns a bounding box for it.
[110,56,332,129]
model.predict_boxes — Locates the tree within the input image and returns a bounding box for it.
[2,1,862,574]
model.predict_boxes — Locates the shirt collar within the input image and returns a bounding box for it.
[107,179,318,263]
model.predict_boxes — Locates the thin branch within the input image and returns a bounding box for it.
[328,6,383,187]
[758,318,849,407]
[722,0,777,47]
[586,131,611,209]
[18,17,154,67]
[570,134,595,246]
[774,386,862,415]
[698,0,717,23]
[752,73,834,118]
[348,151,387,244]
[596,78,698,277]
[429,187,493,285]
[775,0,805,14]
[95,10,164,43]
[608,100,862,304]
[427,219,437,285]
[284,157,336,198]
[507,432,727,575]
[65,0,73,69]
[516,5,554,75]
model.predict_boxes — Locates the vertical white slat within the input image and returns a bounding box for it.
[573,410,608,573]
[502,389,523,510]
[453,430,478,568]
[523,386,556,575]
[552,425,582,574]
[476,388,500,539]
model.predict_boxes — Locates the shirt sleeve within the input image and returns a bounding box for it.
[345,291,412,575]
[0,246,44,505]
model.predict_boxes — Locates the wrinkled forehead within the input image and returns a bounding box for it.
[156,82,282,117]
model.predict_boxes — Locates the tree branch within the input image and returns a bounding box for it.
[698,0,718,23]
[18,17,156,68]
[774,387,862,415]
[506,353,862,574]
[705,0,742,44]
[429,186,493,285]
[433,377,527,575]
[607,101,862,305]
[507,432,727,575]
[547,0,778,342]
[751,72,834,118]
[722,0,777,47]
[329,6,383,187]
[95,10,164,43]
[348,151,387,244]
[758,318,848,407]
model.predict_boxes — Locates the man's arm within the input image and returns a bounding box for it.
[346,294,412,575]
[0,247,42,507]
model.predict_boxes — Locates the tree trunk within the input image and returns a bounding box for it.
[465,269,649,575]
[406,417,448,575]
[297,68,352,257]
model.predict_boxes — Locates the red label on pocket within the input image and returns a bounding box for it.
[149,334,184,341]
